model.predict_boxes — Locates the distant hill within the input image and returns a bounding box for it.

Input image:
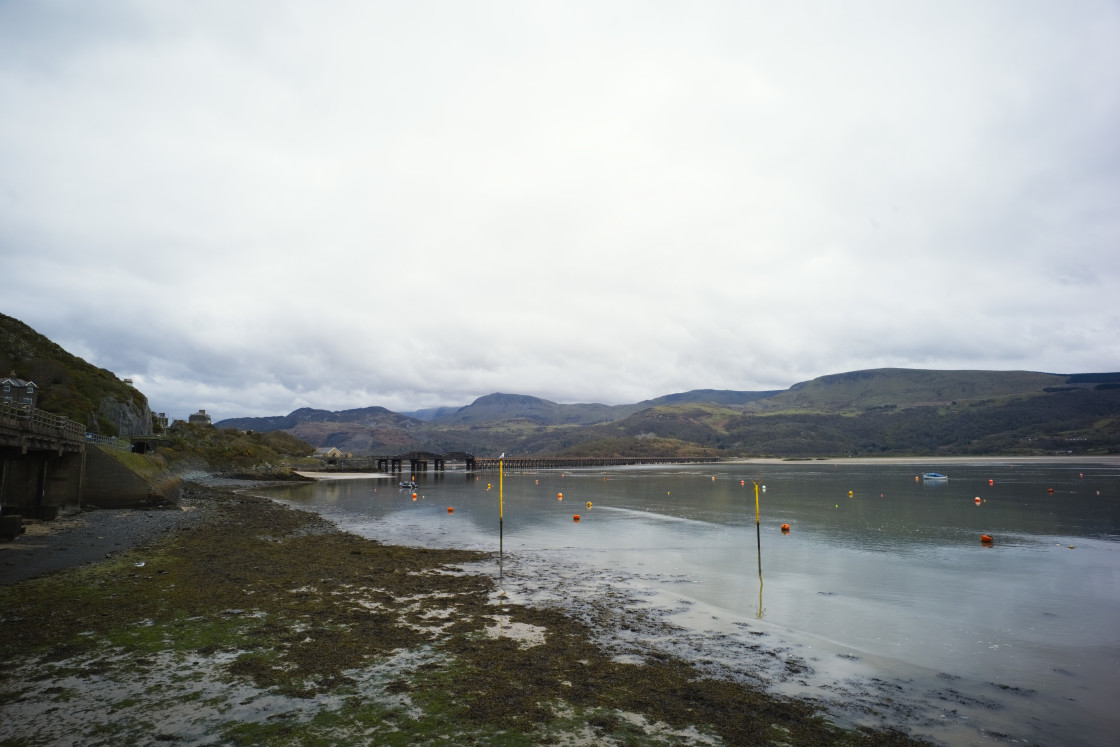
[640,388,782,409]
[433,393,621,426]
[0,313,152,436]
[428,389,782,427]
[402,406,462,422]
[746,368,1068,413]
[217,406,423,432]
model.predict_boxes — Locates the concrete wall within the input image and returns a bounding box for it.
[0,447,84,519]
[81,446,182,508]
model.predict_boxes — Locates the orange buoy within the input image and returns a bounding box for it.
[573,514,580,521]
[712,476,716,481]
[781,523,790,533]
[558,492,563,500]
[535,480,539,484]
[447,507,453,513]
[974,497,982,504]
[847,490,854,497]
[981,534,993,544]
[1048,488,1054,494]
[412,492,418,498]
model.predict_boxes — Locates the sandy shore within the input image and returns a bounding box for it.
[1,481,927,746]
[728,455,1120,465]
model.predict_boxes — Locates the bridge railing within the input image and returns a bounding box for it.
[84,433,133,450]
[0,403,87,442]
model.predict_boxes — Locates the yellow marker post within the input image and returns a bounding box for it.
[499,457,504,560]
[754,481,761,575]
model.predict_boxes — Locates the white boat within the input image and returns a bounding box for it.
[922,472,949,481]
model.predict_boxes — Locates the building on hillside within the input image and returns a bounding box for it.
[188,409,212,425]
[2,372,37,407]
[316,447,347,460]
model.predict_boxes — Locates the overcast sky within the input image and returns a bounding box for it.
[3,1,1118,419]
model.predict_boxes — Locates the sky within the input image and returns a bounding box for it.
[3,1,1119,420]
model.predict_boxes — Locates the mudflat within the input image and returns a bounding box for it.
[1,483,925,745]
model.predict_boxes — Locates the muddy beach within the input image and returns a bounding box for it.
[1,483,927,745]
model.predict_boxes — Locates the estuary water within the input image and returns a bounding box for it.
[265,458,1120,746]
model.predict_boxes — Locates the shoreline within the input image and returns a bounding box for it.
[727,454,1120,465]
[1,481,928,745]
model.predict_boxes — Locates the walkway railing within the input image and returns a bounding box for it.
[0,403,137,451]
[84,433,133,450]
[0,403,87,442]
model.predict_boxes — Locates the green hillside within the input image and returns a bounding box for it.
[1,313,148,435]
[746,368,1067,413]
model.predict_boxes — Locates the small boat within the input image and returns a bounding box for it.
[399,480,417,489]
[922,472,949,481]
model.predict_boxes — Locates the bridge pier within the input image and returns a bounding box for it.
[0,448,84,520]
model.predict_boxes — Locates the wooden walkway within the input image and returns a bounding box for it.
[0,403,86,454]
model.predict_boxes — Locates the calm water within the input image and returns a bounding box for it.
[265,459,1120,746]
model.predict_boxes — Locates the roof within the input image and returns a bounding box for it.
[2,372,36,388]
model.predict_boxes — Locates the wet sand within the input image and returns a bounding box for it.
[1,481,927,745]
[0,505,209,586]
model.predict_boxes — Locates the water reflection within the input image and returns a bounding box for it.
[268,460,1120,745]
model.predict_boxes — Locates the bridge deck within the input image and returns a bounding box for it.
[0,404,86,453]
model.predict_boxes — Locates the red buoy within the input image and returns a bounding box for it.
[558,492,563,500]
[981,534,993,544]
[974,497,982,504]
[447,507,453,513]
[573,514,580,521]
[781,523,790,533]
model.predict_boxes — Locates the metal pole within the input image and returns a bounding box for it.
[499,457,504,560]
[754,482,761,575]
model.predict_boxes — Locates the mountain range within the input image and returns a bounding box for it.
[215,369,1120,458]
[4,313,1116,458]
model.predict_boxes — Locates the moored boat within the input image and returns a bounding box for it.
[922,472,949,480]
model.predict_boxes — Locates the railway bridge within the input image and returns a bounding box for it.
[0,404,87,531]
[319,452,720,473]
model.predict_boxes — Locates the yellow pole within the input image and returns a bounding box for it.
[499,458,504,558]
[754,481,761,576]
[754,482,760,524]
